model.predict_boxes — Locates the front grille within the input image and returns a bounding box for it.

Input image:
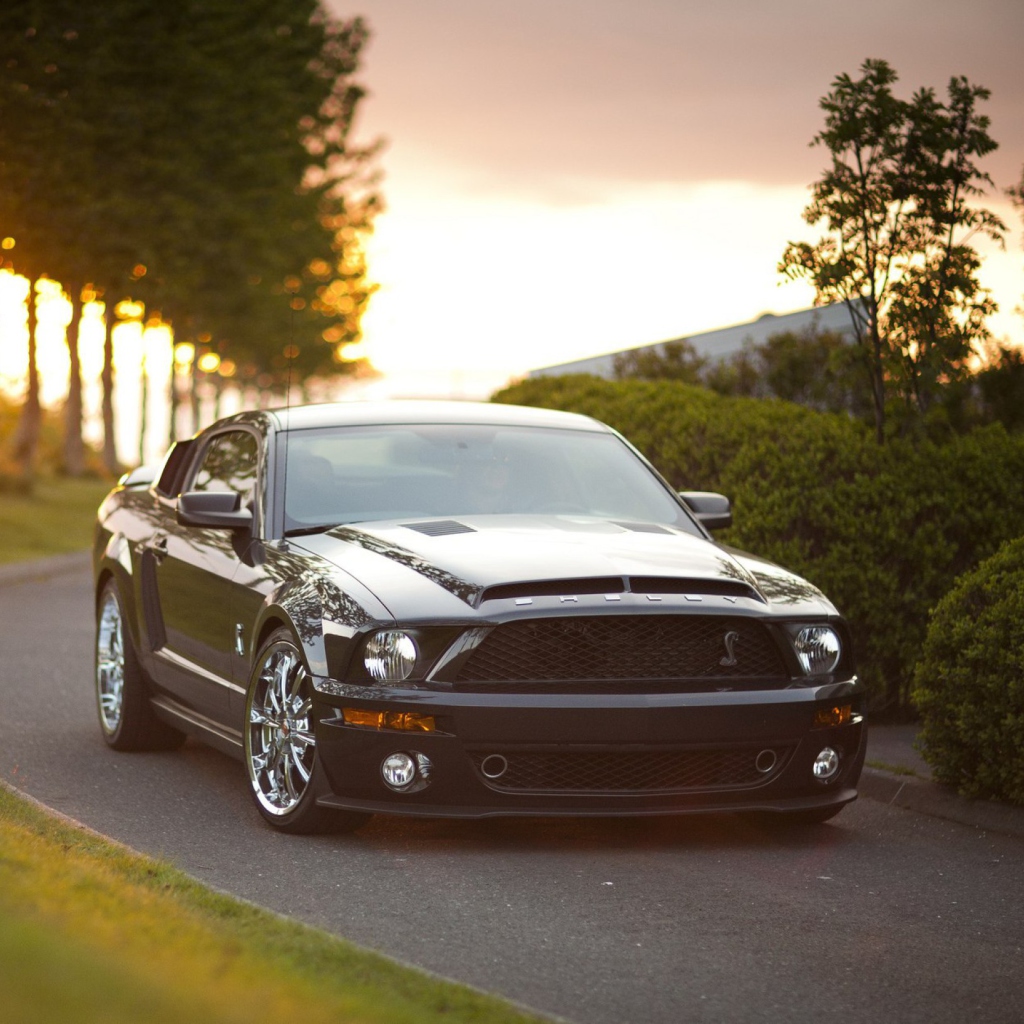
[470,747,793,793]
[455,615,787,684]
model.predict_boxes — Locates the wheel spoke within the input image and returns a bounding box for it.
[249,707,272,726]
[290,746,312,783]
[246,639,319,817]
[290,729,315,749]
[96,593,127,733]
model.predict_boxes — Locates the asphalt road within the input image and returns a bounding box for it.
[2,563,1023,1024]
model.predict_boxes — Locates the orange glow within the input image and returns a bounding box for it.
[335,341,366,363]
[342,708,436,732]
[197,352,221,373]
[813,704,853,729]
[1,237,15,250]
[173,342,195,366]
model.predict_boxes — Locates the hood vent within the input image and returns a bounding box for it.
[402,520,476,537]
[629,576,761,601]
[480,577,626,604]
[611,521,673,534]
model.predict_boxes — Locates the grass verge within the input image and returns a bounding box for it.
[0,784,548,1024]
[865,759,922,778]
[0,477,112,564]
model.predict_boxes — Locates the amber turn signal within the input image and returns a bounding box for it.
[813,704,853,728]
[343,708,436,732]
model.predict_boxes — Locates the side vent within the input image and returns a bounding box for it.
[402,520,476,537]
[139,550,167,650]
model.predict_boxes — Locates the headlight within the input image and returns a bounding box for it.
[364,630,418,684]
[793,626,841,675]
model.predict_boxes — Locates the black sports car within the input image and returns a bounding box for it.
[93,400,865,833]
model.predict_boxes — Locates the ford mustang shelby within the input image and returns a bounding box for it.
[93,400,865,833]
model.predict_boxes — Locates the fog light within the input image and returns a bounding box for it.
[381,752,417,790]
[813,747,841,782]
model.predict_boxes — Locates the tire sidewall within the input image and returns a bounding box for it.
[243,627,327,833]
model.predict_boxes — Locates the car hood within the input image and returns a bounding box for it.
[292,515,836,620]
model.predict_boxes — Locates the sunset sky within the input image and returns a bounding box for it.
[2,0,1022,451]
[332,0,1024,398]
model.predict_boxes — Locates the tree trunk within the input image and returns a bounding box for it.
[101,312,118,474]
[62,285,87,477]
[13,277,42,484]
[169,336,179,444]
[138,346,148,466]
[190,360,200,433]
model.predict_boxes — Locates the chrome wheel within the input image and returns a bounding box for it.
[246,641,317,815]
[96,589,126,734]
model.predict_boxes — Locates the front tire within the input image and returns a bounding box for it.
[95,580,185,752]
[243,628,370,835]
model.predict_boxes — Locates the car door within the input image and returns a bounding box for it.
[146,428,260,723]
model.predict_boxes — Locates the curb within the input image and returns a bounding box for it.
[0,778,564,1024]
[0,549,91,587]
[858,766,1024,840]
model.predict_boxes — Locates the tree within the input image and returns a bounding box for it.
[0,1,379,472]
[613,339,707,384]
[1010,164,1024,318]
[613,327,872,417]
[780,59,1004,443]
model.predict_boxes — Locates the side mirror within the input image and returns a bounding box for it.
[177,490,253,529]
[679,490,732,531]
[118,465,156,488]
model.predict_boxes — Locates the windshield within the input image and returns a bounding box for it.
[281,423,699,535]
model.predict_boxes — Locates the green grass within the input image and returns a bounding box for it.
[0,477,112,564]
[866,758,922,778]
[0,784,547,1024]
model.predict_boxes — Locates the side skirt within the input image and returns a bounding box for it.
[151,695,244,761]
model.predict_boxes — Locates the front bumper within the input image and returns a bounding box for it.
[311,678,867,819]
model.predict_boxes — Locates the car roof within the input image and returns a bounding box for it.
[258,400,611,433]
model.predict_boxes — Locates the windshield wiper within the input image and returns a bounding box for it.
[284,523,346,537]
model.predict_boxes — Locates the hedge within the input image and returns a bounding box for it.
[494,376,1024,710]
[912,537,1024,804]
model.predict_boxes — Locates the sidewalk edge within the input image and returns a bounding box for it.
[858,766,1024,840]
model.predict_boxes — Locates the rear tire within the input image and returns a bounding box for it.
[95,580,185,752]
[243,627,371,835]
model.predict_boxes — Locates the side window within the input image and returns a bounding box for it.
[191,431,260,507]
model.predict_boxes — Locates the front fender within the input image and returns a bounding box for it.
[250,572,392,680]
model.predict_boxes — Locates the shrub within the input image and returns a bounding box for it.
[495,376,1024,711]
[912,538,1024,804]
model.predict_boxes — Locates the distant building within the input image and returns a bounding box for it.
[528,304,855,380]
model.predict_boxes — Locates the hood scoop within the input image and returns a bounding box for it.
[611,521,674,535]
[401,520,476,537]
[479,575,762,605]
[630,576,763,602]
[480,577,626,603]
